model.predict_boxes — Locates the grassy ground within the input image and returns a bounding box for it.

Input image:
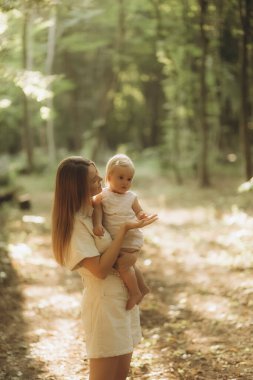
[0,165,253,379]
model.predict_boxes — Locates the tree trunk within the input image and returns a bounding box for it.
[90,72,117,161]
[22,10,34,171]
[172,121,183,185]
[91,0,125,160]
[45,5,57,165]
[239,0,252,180]
[199,0,210,186]
[148,0,164,146]
[213,1,224,156]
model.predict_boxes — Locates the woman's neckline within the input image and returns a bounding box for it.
[78,204,93,217]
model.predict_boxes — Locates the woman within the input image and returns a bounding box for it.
[51,156,157,380]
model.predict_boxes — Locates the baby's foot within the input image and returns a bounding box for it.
[141,285,150,296]
[137,286,150,304]
[126,291,142,310]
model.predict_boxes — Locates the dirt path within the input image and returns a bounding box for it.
[1,193,253,379]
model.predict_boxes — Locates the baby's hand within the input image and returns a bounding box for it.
[93,225,104,237]
[137,210,148,220]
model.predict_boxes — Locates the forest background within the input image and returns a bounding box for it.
[1,1,253,379]
[0,0,252,185]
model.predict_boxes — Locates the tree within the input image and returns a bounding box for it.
[22,7,34,171]
[198,0,210,186]
[239,0,252,180]
[44,3,57,165]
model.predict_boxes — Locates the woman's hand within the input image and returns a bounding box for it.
[123,214,158,231]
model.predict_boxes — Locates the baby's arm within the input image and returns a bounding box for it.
[92,193,104,236]
[132,197,148,220]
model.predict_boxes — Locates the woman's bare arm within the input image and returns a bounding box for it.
[81,214,158,279]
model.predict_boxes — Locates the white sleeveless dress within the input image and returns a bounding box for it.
[101,188,143,251]
[64,209,142,358]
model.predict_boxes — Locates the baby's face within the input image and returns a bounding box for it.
[108,166,134,194]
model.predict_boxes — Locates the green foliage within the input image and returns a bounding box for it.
[0,0,252,181]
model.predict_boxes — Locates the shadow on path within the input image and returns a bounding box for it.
[0,242,47,380]
[136,246,253,380]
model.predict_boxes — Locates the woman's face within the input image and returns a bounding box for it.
[88,164,102,196]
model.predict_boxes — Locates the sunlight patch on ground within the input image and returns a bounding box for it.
[216,229,252,250]
[3,183,253,380]
[155,207,215,226]
[184,328,225,353]
[29,318,87,380]
[223,208,253,227]
[37,293,80,312]
[187,295,237,322]
[131,349,169,380]
[239,278,253,289]
[147,204,253,271]
[23,285,81,314]
[8,242,57,269]
[8,243,32,258]
[25,255,57,268]
[206,249,253,269]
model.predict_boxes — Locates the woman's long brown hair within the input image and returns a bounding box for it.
[52,156,92,265]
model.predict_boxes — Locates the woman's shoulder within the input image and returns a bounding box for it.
[72,213,96,249]
[65,212,112,271]
[64,214,97,271]
[74,212,92,233]
[102,187,110,197]
[74,212,112,252]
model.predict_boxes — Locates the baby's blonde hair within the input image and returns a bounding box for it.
[105,154,135,184]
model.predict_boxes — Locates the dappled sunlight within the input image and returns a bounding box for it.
[37,292,81,313]
[40,106,51,121]
[22,215,45,224]
[0,98,11,108]
[184,328,231,356]
[8,243,57,269]
[131,349,169,379]
[134,199,253,379]
[23,285,81,315]
[2,176,253,379]
[143,258,152,267]
[154,207,215,226]
[205,249,253,269]
[147,202,253,271]
[8,243,32,258]
[187,295,237,322]
[15,70,54,102]
[223,207,253,227]
[29,318,87,380]
[25,255,57,269]
[0,12,8,34]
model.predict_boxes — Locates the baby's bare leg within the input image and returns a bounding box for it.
[134,265,150,303]
[115,252,142,310]
[115,251,138,271]
[118,266,142,310]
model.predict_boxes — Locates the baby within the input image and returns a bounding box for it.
[92,154,150,310]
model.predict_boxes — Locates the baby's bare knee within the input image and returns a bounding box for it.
[116,253,138,271]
